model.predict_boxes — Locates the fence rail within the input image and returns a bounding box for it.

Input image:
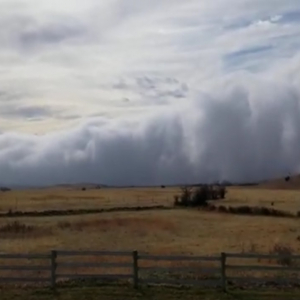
[0,251,299,290]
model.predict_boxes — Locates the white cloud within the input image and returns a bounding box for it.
[0,0,300,185]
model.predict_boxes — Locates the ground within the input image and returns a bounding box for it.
[1,176,300,295]
[1,182,300,255]
[2,285,300,300]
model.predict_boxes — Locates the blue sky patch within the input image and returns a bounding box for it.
[278,10,300,24]
[225,45,273,60]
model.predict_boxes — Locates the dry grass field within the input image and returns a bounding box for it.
[1,208,300,253]
[0,207,299,255]
[214,187,300,213]
[0,185,300,253]
[1,207,300,288]
[1,183,300,213]
[0,186,179,212]
[0,182,300,255]
[1,179,300,283]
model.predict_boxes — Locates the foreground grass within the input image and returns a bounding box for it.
[1,209,299,255]
[1,208,300,257]
[1,285,300,300]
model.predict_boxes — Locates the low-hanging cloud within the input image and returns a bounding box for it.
[1,62,300,187]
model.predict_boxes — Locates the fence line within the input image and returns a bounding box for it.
[0,250,299,291]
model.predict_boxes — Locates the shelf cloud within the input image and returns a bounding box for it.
[0,0,299,186]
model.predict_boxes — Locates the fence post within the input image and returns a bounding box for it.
[221,252,227,292]
[51,250,57,290]
[132,250,139,289]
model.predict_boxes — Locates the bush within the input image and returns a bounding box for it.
[219,205,292,217]
[191,186,210,206]
[174,185,227,207]
[218,186,227,199]
[217,205,228,213]
[205,205,217,212]
[0,221,35,234]
[270,243,294,266]
[57,221,72,229]
[233,206,252,215]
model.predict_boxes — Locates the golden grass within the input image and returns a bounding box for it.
[0,186,300,256]
[2,186,300,214]
[219,187,300,213]
[0,187,179,212]
[0,206,299,282]
[1,185,300,282]
[0,209,299,255]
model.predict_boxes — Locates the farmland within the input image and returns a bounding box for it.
[1,178,300,299]
[1,180,300,256]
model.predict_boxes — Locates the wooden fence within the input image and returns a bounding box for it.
[1,251,300,290]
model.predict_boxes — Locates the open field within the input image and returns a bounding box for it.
[1,181,300,287]
[1,184,300,256]
[214,187,300,213]
[1,207,300,255]
[0,187,179,212]
[1,185,300,213]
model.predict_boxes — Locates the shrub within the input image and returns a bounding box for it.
[228,206,236,214]
[0,221,35,234]
[205,204,217,212]
[217,205,228,213]
[191,186,210,206]
[218,186,227,199]
[173,185,227,207]
[223,205,292,218]
[57,221,72,229]
[173,195,180,206]
[270,243,294,266]
[232,206,252,215]
[176,186,193,206]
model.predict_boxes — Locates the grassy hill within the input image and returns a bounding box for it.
[258,174,300,190]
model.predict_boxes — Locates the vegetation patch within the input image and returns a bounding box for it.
[0,221,49,238]
[0,205,173,218]
[205,205,294,218]
[269,243,295,266]
[174,185,227,207]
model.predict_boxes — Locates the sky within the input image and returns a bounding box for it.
[0,0,300,186]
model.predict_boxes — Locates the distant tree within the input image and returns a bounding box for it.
[174,185,227,207]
